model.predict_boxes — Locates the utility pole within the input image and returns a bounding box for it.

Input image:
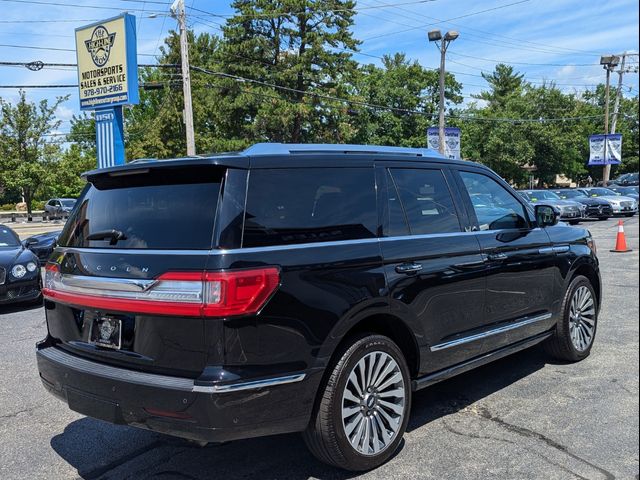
[599,54,620,183]
[171,0,196,156]
[609,53,625,136]
[428,29,459,155]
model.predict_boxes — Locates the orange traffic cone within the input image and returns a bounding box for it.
[610,220,632,253]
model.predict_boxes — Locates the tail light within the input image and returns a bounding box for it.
[43,263,280,318]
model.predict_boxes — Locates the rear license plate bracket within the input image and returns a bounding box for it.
[88,315,122,350]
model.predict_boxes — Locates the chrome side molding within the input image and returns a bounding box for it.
[539,245,570,254]
[430,312,553,352]
[192,374,307,393]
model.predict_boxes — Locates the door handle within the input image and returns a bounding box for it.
[395,262,423,274]
[488,252,508,261]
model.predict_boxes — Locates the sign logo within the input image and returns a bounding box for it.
[85,25,116,67]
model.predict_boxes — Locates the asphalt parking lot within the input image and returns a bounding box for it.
[1,217,638,480]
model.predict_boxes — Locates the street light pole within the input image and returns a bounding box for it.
[429,30,458,156]
[437,43,446,156]
[603,65,611,182]
[171,0,196,157]
[600,55,620,183]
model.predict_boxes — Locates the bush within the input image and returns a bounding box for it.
[0,203,16,211]
[32,200,46,210]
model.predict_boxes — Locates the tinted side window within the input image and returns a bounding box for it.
[389,168,461,235]
[384,169,410,237]
[243,168,377,247]
[459,171,528,230]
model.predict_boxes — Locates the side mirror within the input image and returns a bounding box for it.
[535,204,560,227]
[25,238,39,246]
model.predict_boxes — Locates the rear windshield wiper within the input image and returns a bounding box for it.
[86,229,128,245]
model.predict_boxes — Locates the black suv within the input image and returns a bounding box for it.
[37,144,601,471]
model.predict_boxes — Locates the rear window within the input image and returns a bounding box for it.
[243,168,377,247]
[58,167,222,249]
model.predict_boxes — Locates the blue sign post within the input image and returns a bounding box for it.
[95,107,125,168]
[75,14,139,168]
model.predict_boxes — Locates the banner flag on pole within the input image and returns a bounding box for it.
[427,127,461,159]
[588,133,622,165]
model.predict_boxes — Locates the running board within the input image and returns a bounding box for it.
[412,330,553,391]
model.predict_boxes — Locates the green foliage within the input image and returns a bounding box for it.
[350,53,462,146]
[1,4,639,194]
[0,90,69,214]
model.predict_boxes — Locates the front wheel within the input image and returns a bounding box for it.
[303,334,411,471]
[625,213,635,217]
[544,275,598,362]
[598,217,609,221]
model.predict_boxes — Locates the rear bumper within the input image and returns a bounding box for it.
[36,343,322,443]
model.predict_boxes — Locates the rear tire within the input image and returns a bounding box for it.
[625,213,635,217]
[598,217,608,221]
[544,275,598,362]
[303,334,411,471]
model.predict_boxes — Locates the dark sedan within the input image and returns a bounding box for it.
[608,185,639,201]
[551,189,613,220]
[23,230,62,262]
[612,172,639,187]
[0,225,41,305]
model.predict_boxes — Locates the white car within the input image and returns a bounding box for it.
[578,188,638,217]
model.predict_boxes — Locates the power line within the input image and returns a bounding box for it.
[447,51,601,68]
[0,19,100,23]
[0,0,167,14]
[0,43,161,57]
[187,1,440,21]
[361,0,530,42]
[361,0,605,57]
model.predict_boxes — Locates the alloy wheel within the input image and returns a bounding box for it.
[341,351,406,456]
[569,285,596,352]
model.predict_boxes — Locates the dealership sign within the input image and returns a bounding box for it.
[427,127,461,160]
[588,134,622,166]
[75,14,139,110]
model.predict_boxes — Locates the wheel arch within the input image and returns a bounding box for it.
[568,257,601,310]
[330,314,421,379]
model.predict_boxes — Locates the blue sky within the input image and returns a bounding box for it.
[0,0,638,136]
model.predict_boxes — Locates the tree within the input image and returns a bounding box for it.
[0,90,68,215]
[220,0,361,143]
[475,63,525,108]
[351,53,463,146]
[126,31,230,157]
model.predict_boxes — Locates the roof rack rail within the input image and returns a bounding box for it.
[129,158,158,164]
[243,143,443,158]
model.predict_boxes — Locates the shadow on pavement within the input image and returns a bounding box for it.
[50,347,549,480]
[0,299,43,315]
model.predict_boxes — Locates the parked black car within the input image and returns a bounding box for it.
[23,230,62,262]
[551,189,613,220]
[612,172,639,187]
[36,144,601,471]
[1,225,41,305]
